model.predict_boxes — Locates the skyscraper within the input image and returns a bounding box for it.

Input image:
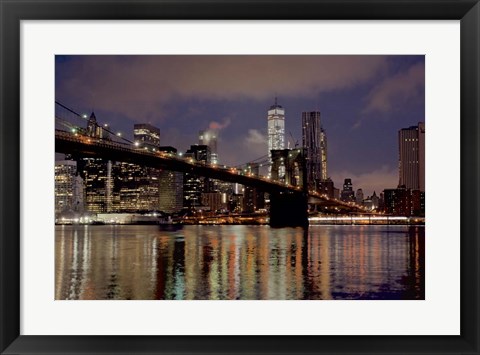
[158,146,183,213]
[55,160,84,215]
[243,162,265,213]
[113,162,160,212]
[183,145,211,208]
[341,178,355,202]
[398,122,425,191]
[80,158,111,213]
[320,127,328,181]
[302,111,328,189]
[199,130,218,164]
[267,98,285,175]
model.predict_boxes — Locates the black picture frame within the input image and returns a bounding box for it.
[1,1,479,354]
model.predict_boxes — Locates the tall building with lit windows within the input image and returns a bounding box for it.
[79,158,112,213]
[55,160,84,215]
[112,162,160,212]
[320,127,328,180]
[158,146,183,213]
[398,122,425,191]
[302,111,328,189]
[267,98,285,175]
[199,130,218,164]
[243,162,265,213]
[183,145,212,208]
[341,178,355,202]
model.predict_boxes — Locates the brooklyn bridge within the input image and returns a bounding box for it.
[55,102,370,227]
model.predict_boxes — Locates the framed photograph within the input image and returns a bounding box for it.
[1,0,479,354]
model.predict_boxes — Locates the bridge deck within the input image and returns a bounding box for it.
[55,130,367,212]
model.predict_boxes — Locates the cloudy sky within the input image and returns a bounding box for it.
[55,55,424,196]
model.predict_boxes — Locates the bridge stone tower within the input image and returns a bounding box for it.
[269,148,308,227]
[270,148,306,188]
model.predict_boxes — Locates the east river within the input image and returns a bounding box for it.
[55,224,424,300]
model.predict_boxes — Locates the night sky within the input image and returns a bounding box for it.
[55,55,425,196]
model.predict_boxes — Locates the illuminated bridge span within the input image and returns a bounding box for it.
[55,129,369,226]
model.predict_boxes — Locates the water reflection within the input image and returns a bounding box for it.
[55,225,424,300]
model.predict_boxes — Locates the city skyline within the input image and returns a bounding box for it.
[56,55,425,196]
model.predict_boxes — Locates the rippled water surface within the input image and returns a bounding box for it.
[55,225,424,300]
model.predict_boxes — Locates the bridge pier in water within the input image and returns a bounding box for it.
[269,191,308,228]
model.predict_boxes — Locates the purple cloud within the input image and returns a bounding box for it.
[363,62,425,114]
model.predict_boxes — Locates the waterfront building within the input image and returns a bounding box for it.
[399,122,425,191]
[79,158,112,213]
[108,124,162,212]
[157,146,183,213]
[302,111,328,189]
[228,193,244,213]
[201,192,226,213]
[243,187,265,214]
[341,178,355,202]
[134,123,160,150]
[267,98,285,176]
[363,197,374,210]
[383,186,423,216]
[158,170,183,213]
[113,162,160,212]
[215,180,236,211]
[55,160,84,215]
